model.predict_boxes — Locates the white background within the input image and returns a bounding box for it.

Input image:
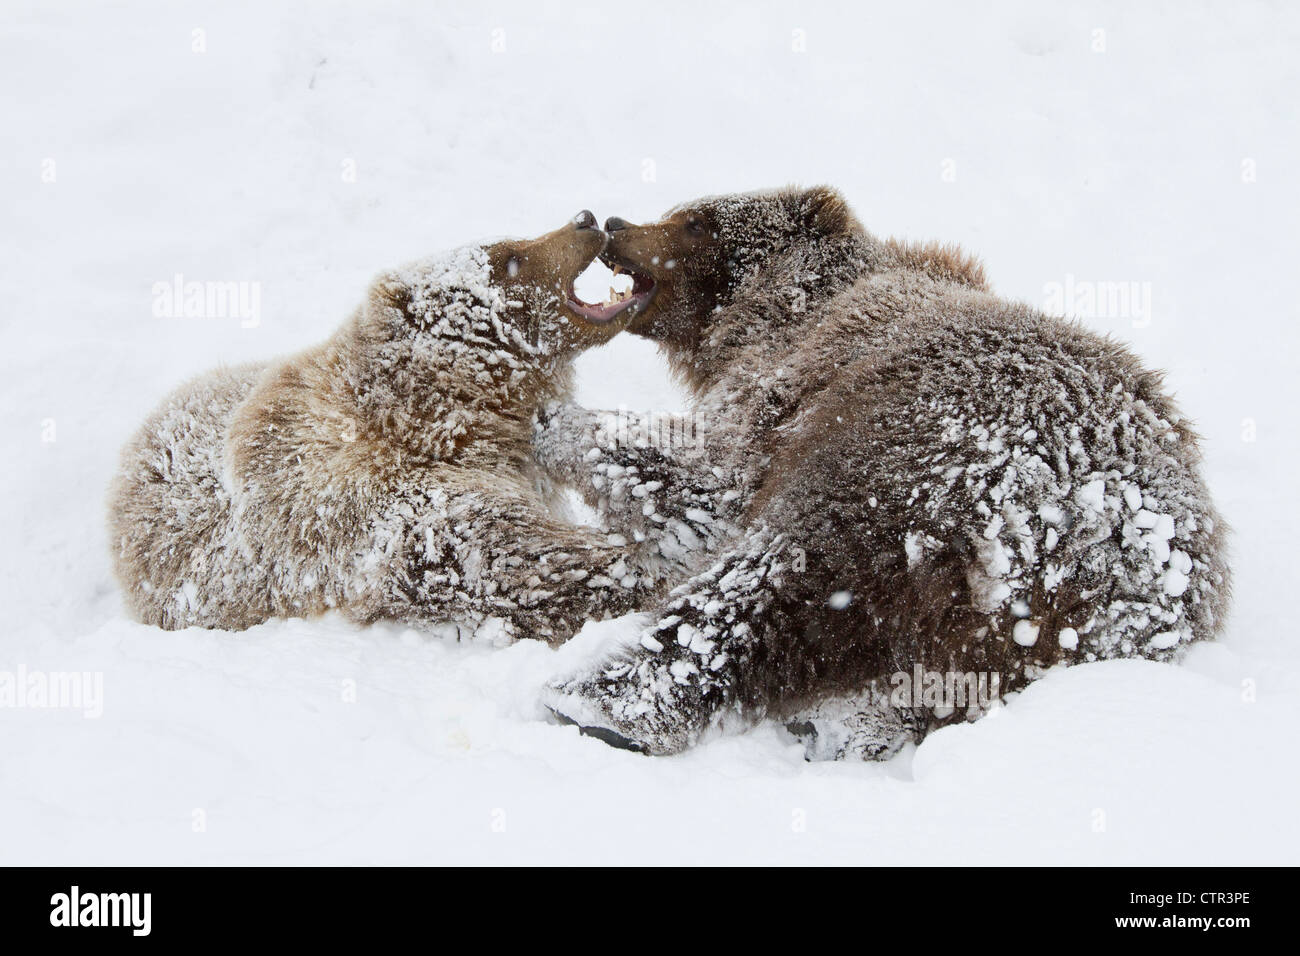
[2,0,1297,863]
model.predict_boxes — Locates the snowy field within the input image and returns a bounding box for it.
[2,0,1298,864]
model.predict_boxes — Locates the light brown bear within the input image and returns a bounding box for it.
[109,213,664,643]
[536,187,1231,757]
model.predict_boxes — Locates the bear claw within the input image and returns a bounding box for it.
[547,706,646,753]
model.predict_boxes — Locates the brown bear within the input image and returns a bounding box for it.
[535,187,1231,757]
[109,212,669,643]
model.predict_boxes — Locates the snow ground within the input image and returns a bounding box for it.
[2,0,1297,864]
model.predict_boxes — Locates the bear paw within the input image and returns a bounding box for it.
[784,701,921,762]
[542,649,724,756]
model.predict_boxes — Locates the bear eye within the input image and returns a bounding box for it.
[685,217,707,237]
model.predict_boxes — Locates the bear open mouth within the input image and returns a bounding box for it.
[566,259,656,324]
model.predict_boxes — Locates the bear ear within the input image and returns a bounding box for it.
[797,185,855,237]
[369,272,413,314]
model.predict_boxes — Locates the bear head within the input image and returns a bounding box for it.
[367,211,648,371]
[484,210,641,358]
[595,186,872,360]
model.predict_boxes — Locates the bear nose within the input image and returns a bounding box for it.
[572,210,598,230]
[604,216,632,232]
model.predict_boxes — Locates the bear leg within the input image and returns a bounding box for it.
[533,402,740,572]
[543,528,794,754]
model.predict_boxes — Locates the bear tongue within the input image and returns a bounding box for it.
[566,294,634,323]
[564,286,639,323]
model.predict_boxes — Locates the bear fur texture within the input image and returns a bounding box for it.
[109,219,667,643]
[537,187,1231,756]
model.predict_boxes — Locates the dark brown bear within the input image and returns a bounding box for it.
[535,187,1230,757]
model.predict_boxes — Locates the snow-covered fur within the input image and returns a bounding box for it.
[537,186,1231,756]
[109,220,664,643]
